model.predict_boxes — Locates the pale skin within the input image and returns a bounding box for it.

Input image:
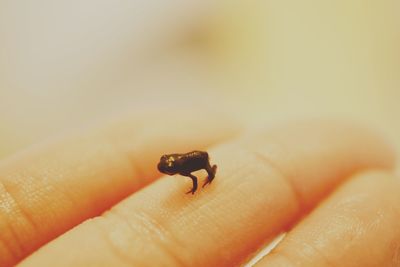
[0,109,399,267]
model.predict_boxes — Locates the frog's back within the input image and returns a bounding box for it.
[174,150,208,174]
[184,150,208,160]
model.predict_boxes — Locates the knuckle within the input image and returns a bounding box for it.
[248,148,303,211]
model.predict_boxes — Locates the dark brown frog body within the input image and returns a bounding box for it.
[157,151,217,194]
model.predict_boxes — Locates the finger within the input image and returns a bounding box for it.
[256,171,400,267]
[0,108,239,267]
[19,121,394,267]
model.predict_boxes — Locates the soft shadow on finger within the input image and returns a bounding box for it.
[18,120,394,267]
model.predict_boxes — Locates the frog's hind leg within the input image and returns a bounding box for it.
[203,163,217,188]
[185,173,198,194]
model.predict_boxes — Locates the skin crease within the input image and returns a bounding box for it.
[13,120,396,267]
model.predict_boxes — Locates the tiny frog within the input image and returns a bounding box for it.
[157,151,217,194]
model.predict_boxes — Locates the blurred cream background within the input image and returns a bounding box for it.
[1,1,400,164]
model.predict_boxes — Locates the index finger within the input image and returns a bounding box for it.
[0,108,239,267]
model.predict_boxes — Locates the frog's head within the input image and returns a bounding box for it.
[157,154,178,175]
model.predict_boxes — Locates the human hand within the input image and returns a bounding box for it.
[0,109,397,267]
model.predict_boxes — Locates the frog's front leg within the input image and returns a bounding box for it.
[185,173,198,194]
